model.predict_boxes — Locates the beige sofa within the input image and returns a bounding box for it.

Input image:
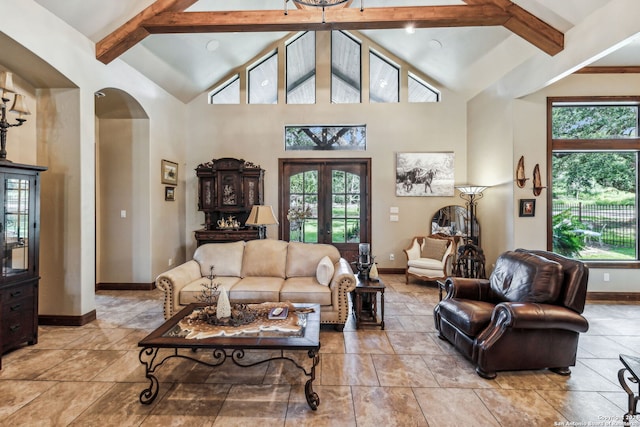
[155,239,357,330]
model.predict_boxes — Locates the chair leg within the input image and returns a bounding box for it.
[549,367,571,376]
[476,367,497,380]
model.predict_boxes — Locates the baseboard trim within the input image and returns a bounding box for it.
[39,309,97,327]
[96,282,156,291]
[587,292,640,301]
[378,268,405,275]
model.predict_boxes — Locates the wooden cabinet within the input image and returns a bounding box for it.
[195,158,264,245]
[0,162,46,368]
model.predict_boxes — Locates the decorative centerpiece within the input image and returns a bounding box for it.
[217,215,241,230]
[189,265,257,327]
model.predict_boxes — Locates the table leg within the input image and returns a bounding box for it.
[618,367,639,427]
[355,292,362,329]
[380,289,385,330]
[305,349,320,410]
[139,347,161,404]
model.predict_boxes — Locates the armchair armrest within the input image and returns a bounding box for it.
[155,260,202,319]
[492,302,589,333]
[444,277,492,301]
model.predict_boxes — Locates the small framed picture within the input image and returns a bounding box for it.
[161,159,178,185]
[519,199,535,217]
[165,186,175,201]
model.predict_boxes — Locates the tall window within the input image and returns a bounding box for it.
[248,52,278,104]
[549,97,640,266]
[369,51,399,103]
[209,74,239,104]
[287,32,315,104]
[331,31,361,104]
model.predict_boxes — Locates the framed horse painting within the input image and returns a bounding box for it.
[396,152,455,196]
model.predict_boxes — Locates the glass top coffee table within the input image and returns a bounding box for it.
[138,302,321,410]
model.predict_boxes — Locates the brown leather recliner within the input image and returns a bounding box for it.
[434,249,589,379]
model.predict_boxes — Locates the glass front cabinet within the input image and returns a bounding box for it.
[0,162,46,368]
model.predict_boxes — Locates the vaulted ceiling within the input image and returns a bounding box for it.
[33,0,640,102]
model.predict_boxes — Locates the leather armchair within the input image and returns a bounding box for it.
[404,235,457,284]
[434,249,589,379]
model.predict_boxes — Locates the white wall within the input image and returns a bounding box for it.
[185,94,469,269]
[3,0,187,317]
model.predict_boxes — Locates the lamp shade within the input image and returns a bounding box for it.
[0,71,15,94]
[455,185,487,195]
[10,94,30,116]
[245,205,279,226]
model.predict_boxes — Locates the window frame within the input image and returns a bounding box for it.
[547,96,640,269]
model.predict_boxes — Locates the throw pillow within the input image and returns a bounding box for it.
[316,255,334,286]
[421,237,450,261]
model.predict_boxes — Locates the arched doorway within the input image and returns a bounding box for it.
[95,88,151,290]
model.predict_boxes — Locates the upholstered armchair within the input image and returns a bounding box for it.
[404,235,456,284]
[434,249,589,379]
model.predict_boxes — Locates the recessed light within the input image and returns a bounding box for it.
[405,25,415,35]
[261,79,270,87]
[206,39,220,52]
[379,79,388,88]
[429,39,443,49]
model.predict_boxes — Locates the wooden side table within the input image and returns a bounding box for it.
[352,277,385,330]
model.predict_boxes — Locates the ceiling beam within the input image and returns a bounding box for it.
[96,0,198,64]
[575,66,640,74]
[463,0,563,55]
[141,5,509,34]
[96,0,564,64]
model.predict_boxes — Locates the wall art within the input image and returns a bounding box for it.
[396,152,455,197]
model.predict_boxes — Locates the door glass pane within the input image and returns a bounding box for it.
[332,170,361,244]
[4,178,30,275]
[289,171,317,242]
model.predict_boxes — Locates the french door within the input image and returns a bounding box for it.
[279,158,371,262]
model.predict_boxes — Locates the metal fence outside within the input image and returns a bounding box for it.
[553,202,636,248]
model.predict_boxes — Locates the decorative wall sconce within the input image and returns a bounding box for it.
[515,156,528,188]
[0,71,30,162]
[532,164,546,196]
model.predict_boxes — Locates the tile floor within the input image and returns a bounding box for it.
[0,274,638,426]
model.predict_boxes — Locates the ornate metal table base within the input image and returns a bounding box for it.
[139,346,320,410]
[618,354,639,427]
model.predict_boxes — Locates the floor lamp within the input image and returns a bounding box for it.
[245,205,279,239]
[454,185,488,278]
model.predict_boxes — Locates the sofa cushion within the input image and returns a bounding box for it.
[316,256,334,286]
[229,277,285,303]
[280,277,332,306]
[193,241,245,277]
[178,276,241,306]
[286,242,340,277]
[241,239,289,278]
[490,251,563,303]
[421,237,449,260]
[437,298,495,337]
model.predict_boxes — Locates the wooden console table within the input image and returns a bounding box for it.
[351,277,385,330]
